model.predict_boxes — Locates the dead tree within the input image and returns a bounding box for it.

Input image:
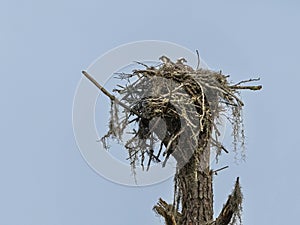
[82,55,261,225]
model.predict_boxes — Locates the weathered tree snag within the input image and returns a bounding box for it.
[83,55,261,225]
[153,112,215,225]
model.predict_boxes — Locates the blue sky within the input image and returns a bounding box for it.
[1,1,300,225]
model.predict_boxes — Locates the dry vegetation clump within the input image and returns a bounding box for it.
[100,56,261,171]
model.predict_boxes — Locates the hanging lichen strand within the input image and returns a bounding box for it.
[90,55,261,225]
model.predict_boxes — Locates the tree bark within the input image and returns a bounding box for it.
[175,125,213,225]
[154,99,242,225]
[154,177,242,225]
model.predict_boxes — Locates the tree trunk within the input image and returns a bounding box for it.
[154,93,243,225]
[177,160,213,224]
[154,176,242,225]
[176,130,213,224]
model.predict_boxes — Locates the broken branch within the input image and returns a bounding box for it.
[82,70,142,117]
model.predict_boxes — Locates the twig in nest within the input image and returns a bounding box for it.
[196,50,200,70]
[133,61,150,68]
[229,85,262,91]
[233,78,260,86]
[82,71,142,117]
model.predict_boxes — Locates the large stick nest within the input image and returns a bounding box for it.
[100,55,261,171]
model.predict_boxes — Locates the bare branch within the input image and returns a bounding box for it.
[229,85,262,91]
[82,71,142,117]
[233,78,260,86]
[213,166,229,175]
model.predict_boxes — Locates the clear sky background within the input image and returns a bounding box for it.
[1,0,300,225]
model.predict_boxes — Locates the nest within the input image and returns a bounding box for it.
[100,56,262,171]
[82,54,261,225]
